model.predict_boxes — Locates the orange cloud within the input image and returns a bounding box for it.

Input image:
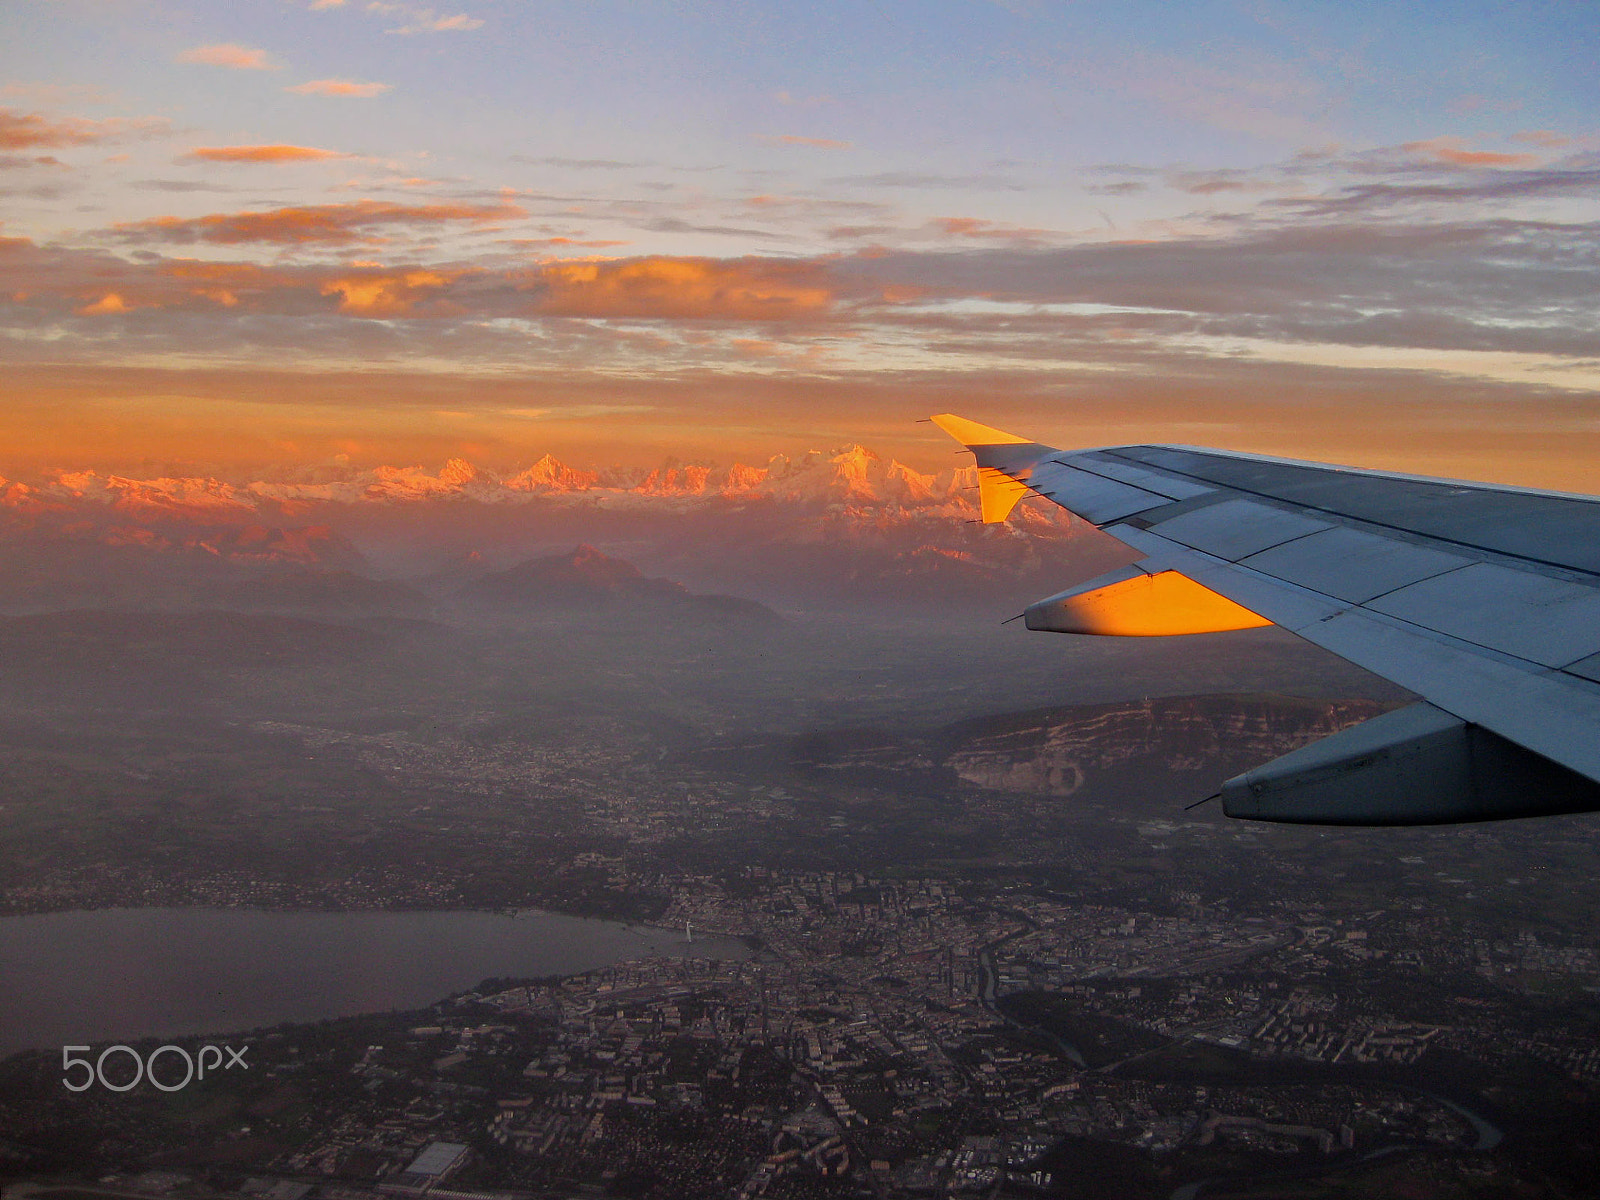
[505,236,631,249]
[932,217,1045,242]
[319,268,454,315]
[286,79,392,97]
[772,90,834,107]
[1403,137,1538,168]
[161,260,288,284]
[116,200,526,245]
[530,256,835,321]
[369,4,485,34]
[159,259,295,308]
[76,293,131,315]
[0,108,119,149]
[176,43,282,70]
[56,254,465,317]
[937,218,986,236]
[184,144,343,163]
[396,12,483,33]
[1510,130,1572,148]
[764,134,853,150]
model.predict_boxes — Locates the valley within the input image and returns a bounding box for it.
[4,438,1600,1198]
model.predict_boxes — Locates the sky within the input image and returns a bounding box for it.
[2,0,1598,486]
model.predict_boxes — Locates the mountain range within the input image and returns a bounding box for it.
[0,441,1106,611]
[0,444,987,517]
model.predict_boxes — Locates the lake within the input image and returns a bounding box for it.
[0,907,750,1056]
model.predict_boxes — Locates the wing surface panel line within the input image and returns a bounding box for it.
[1096,448,1600,582]
[1310,563,1476,611]
[1206,522,1342,564]
[1048,455,1218,504]
[1117,525,1600,678]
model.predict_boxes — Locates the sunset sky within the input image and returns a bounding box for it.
[3,0,1597,486]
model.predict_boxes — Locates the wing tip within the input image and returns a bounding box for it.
[929,413,1033,447]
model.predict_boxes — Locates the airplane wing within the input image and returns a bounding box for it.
[930,413,1600,826]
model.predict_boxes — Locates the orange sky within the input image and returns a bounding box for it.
[5,361,1598,494]
[3,2,1596,491]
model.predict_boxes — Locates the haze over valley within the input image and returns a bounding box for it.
[7,437,1600,1197]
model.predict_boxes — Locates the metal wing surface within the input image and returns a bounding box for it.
[931,413,1600,826]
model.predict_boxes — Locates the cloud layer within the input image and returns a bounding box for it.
[5,1,1597,487]
[175,43,280,70]
[182,145,343,163]
[112,200,525,245]
[285,79,392,97]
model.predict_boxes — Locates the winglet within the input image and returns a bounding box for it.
[929,413,1032,446]
[929,413,1040,523]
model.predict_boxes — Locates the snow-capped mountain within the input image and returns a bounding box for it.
[0,440,1103,612]
[0,444,983,516]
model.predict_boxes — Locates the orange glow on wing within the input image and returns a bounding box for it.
[929,413,1032,446]
[1028,570,1273,636]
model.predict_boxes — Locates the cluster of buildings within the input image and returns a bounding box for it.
[191,867,1524,1198]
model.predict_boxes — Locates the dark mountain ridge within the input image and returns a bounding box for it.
[463,544,780,625]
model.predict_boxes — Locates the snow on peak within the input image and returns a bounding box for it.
[636,462,714,495]
[438,457,479,486]
[756,443,944,506]
[504,453,600,492]
[723,462,770,492]
[5,442,994,517]
[32,469,251,513]
[883,459,940,504]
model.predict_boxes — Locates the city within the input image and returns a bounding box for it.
[8,762,1600,1197]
